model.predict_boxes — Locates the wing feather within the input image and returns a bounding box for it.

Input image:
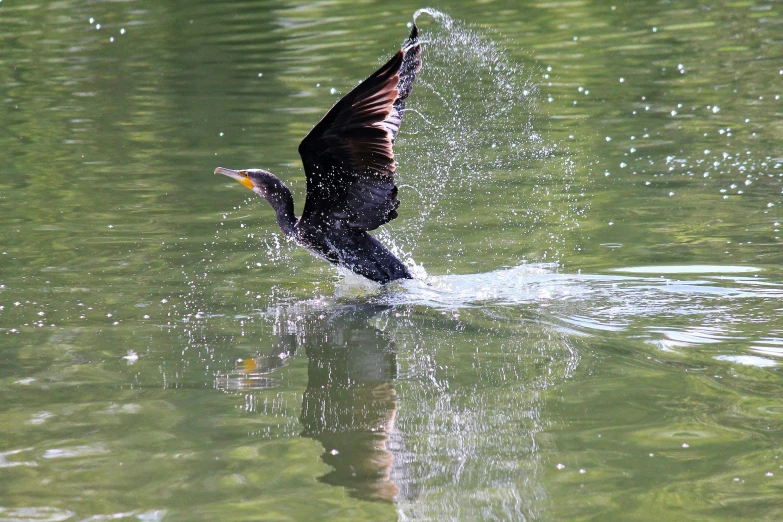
[298,25,422,232]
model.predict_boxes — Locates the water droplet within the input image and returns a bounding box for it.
[619,77,625,83]
[120,28,126,35]
[330,88,337,95]
[96,23,101,30]
[89,17,94,24]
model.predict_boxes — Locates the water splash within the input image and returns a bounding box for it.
[386,8,580,268]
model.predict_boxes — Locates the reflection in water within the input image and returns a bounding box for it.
[216,304,403,501]
[299,305,401,501]
[213,290,583,519]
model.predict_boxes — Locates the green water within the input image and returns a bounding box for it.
[2,0,782,520]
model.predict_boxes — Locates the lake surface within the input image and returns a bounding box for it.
[2,0,782,520]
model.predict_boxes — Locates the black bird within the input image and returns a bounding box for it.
[216,24,422,284]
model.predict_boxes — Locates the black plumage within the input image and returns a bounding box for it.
[216,24,422,284]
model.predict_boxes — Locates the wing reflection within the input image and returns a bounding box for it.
[217,303,405,501]
[300,307,400,501]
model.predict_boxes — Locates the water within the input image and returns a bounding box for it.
[2,1,783,520]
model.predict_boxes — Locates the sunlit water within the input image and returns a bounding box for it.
[1,1,782,521]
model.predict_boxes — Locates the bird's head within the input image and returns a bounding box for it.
[215,167,288,201]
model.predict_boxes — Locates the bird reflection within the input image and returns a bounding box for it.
[217,303,403,501]
[302,325,399,501]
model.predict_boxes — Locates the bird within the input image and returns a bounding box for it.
[216,24,422,284]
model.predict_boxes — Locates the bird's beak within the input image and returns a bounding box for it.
[215,167,254,190]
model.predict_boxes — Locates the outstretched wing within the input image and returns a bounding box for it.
[298,24,422,232]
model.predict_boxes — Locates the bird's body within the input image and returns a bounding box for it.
[216,24,422,284]
[299,225,412,283]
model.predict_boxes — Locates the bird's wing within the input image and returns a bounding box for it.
[298,24,422,232]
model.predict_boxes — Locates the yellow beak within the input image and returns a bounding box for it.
[215,167,254,190]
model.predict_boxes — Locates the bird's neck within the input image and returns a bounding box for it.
[264,188,297,237]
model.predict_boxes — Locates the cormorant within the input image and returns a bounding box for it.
[216,24,422,284]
